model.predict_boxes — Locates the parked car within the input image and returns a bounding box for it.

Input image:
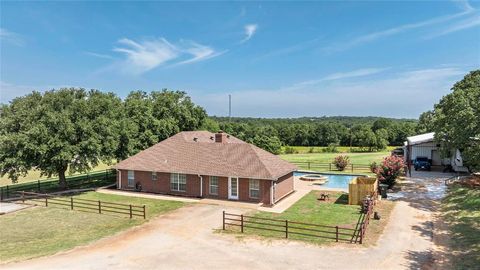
[414,157,431,171]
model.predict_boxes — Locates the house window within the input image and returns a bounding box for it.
[170,173,186,192]
[249,179,260,199]
[152,172,157,181]
[127,170,134,187]
[209,176,218,195]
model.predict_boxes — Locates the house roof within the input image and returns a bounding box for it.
[114,131,297,180]
[405,132,435,145]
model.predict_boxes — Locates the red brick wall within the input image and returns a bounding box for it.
[117,170,274,204]
[117,170,201,197]
[273,172,294,203]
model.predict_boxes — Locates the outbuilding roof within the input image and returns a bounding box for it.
[405,132,435,145]
[114,131,297,180]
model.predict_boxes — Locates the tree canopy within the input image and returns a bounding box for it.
[431,70,480,172]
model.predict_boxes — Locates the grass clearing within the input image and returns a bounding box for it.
[441,185,480,269]
[0,162,115,187]
[0,191,186,263]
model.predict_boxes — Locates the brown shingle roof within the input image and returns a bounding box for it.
[114,131,297,180]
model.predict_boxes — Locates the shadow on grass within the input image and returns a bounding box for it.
[334,194,349,205]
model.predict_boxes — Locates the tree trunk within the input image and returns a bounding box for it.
[58,169,68,190]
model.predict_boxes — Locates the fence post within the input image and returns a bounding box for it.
[329,163,332,171]
[241,214,244,233]
[308,162,311,170]
[98,200,101,214]
[351,164,354,172]
[22,191,25,203]
[70,197,74,210]
[45,194,48,207]
[37,180,41,192]
[129,204,132,219]
[285,220,288,238]
[336,226,339,242]
[6,185,9,199]
[143,205,146,219]
[222,211,225,230]
[359,225,363,244]
[0,187,3,201]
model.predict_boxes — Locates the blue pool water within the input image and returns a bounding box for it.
[294,172,359,190]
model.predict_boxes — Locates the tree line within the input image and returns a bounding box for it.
[204,116,419,154]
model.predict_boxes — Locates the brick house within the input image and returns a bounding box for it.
[114,131,297,205]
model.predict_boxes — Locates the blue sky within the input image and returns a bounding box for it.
[1,1,479,118]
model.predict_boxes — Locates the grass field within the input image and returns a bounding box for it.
[0,191,186,263]
[225,191,393,245]
[281,146,398,154]
[441,185,480,269]
[280,151,390,164]
[0,162,115,187]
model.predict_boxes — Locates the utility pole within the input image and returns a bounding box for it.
[228,94,231,121]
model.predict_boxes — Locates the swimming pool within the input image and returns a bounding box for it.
[294,171,359,190]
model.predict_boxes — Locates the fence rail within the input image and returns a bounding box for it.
[291,161,372,173]
[16,191,145,219]
[0,169,116,201]
[222,211,360,243]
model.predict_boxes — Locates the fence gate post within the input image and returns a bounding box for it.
[285,220,288,238]
[129,204,132,219]
[98,200,101,214]
[143,205,146,219]
[222,211,225,230]
[70,197,74,210]
[336,226,339,242]
[241,214,244,233]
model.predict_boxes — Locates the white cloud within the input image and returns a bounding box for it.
[110,37,223,75]
[290,68,388,89]
[0,28,25,46]
[84,51,114,59]
[192,67,465,118]
[427,15,480,38]
[241,24,258,43]
[323,8,474,53]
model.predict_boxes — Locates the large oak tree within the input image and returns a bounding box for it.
[0,88,122,188]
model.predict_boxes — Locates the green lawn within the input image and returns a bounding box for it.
[281,146,398,154]
[227,191,362,244]
[0,162,114,187]
[0,191,186,263]
[280,151,389,175]
[441,185,480,269]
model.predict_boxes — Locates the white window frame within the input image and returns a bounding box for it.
[170,173,186,192]
[152,171,157,181]
[209,176,219,195]
[249,179,260,199]
[127,170,135,187]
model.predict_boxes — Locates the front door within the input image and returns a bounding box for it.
[228,177,239,200]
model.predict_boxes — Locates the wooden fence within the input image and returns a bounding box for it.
[348,177,378,205]
[0,169,116,201]
[222,212,360,243]
[357,199,375,244]
[291,161,371,173]
[16,191,145,219]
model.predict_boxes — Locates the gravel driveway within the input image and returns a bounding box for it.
[2,172,451,270]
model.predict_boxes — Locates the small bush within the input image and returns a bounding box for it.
[370,162,378,173]
[284,146,298,154]
[323,143,339,153]
[333,155,350,171]
[375,155,405,188]
[308,147,315,153]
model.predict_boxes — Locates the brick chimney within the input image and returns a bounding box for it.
[215,131,227,143]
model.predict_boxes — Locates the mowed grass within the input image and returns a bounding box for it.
[441,185,480,269]
[0,191,186,263]
[280,151,390,175]
[229,191,362,245]
[0,162,114,187]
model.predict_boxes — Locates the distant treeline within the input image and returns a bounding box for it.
[201,116,420,154]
